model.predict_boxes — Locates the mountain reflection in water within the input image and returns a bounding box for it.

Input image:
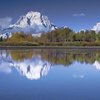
[0,49,100,80]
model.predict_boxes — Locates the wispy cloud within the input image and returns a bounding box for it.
[72,13,85,17]
[0,17,12,29]
[72,74,85,79]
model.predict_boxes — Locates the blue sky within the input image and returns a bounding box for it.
[0,0,100,31]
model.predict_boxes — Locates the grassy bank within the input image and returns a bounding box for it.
[1,41,100,46]
[0,45,100,50]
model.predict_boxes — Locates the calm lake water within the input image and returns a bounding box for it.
[0,49,100,100]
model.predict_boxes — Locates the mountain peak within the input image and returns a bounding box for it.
[26,11,41,18]
[10,11,54,29]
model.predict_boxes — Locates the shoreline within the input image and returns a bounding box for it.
[0,46,100,50]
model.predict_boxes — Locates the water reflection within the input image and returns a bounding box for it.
[93,61,100,71]
[0,50,51,80]
[0,49,100,80]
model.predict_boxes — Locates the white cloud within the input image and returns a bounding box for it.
[0,65,12,74]
[0,17,12,29]
[92,22,100,33]
[72,74,84,79]
[73,13,85,17]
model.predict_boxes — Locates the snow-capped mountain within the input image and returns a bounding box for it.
[0,11,56,38]
[0,50,52,80]
[92,22,100,33]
